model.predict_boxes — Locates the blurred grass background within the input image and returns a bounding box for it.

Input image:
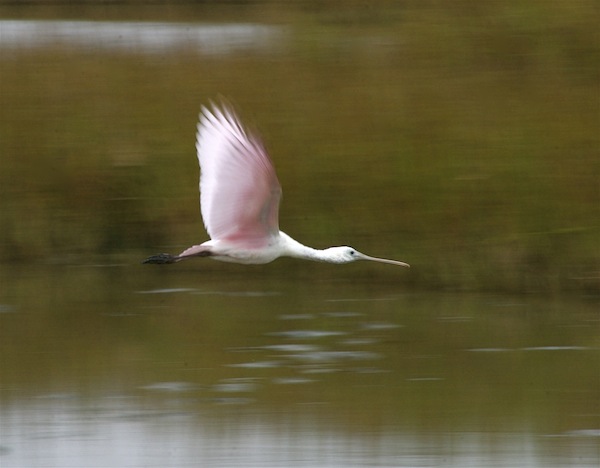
[0,0,598,294]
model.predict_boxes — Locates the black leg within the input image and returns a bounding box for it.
[142,253,179,264]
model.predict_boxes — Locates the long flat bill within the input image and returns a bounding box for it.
[358,253,410,268]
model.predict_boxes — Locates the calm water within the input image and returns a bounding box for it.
[0,12,598,467]
[0,20,283,54]
[0,263,598,467]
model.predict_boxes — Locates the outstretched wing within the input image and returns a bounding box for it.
[196,103,282,247]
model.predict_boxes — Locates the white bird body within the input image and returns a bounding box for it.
[143,103,409,269]
[178,231,381,265]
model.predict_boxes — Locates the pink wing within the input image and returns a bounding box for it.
[196,104,282,247]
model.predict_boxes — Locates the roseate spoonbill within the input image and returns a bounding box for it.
[143,103,409,268]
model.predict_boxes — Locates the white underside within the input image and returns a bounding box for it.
[202,231,313,265]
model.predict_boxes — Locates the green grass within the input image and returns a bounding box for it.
[0,1,598,294]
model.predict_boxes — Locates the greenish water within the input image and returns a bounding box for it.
[0,264,598,466]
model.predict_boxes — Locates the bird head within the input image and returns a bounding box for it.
[324,246,410,267]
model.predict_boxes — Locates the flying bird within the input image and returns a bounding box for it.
[143,103,409,268]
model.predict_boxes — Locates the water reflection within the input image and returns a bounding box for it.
[0,20,284,54]
[0,265,598,466]
[140,381,198,393]
[1,398,598,468]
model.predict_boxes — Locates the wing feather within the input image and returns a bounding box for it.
[196,103,281,247]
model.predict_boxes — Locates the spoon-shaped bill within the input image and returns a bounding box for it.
[356,252,410,268]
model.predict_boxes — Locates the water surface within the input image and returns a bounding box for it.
[0,20,283,54]
[0,264,598,467]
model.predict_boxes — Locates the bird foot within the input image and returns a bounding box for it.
[142,253,179,264]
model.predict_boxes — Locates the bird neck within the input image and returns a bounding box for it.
[279,232,330,262]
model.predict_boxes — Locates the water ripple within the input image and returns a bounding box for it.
[268,330,347,339]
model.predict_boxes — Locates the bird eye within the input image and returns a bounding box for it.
[349,250,355,255]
